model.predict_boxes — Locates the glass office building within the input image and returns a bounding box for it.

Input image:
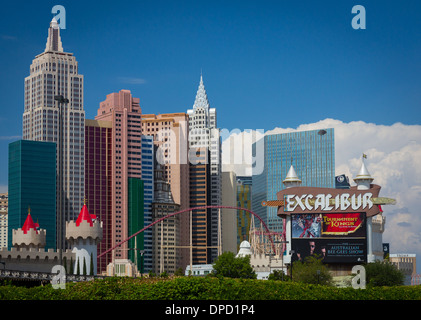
[252,128,335,233]
[128,178,144,272]
[8,140,56,249]
[141,135,154,272]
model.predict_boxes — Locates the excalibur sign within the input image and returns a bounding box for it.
[262,193,396,213]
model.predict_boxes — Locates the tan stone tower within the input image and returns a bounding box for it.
[12,208,46,250]
[66,203,103,275]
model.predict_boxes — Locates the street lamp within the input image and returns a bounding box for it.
[289,249,295,281]
[54,95,69,104]
[54,94,69,268]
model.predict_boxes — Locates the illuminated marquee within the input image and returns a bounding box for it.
[284,193,373,212]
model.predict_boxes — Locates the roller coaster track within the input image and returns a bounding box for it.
[98,205,275,258]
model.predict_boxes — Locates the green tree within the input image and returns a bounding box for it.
[69,257,74,274]
[365,260,405,287]
[174,267,184,277]
[76,257,80,275]
[212,252,257,279]
[90,253,94,275]
[291,255,332,286]
[268,269,290,281]
[83,257,87,276]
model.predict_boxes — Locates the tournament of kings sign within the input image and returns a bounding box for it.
[321,213,364,236]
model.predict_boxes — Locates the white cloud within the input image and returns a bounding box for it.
[118,77,146,85]
[1,35,17,41]
[0,135,21,140]
[221,119,421,272]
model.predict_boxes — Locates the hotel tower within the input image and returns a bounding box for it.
[187,75,222,264]
[22,18,85,251]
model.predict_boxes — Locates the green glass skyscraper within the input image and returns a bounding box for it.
[128,178,144,272]
[8,140,57,249]
[252,128,335,234]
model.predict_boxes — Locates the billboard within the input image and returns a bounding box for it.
[291,213,367,264]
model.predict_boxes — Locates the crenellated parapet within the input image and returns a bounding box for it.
[13,228,46,249]
[66,219,103,245]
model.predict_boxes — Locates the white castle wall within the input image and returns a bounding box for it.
[0,247,74,273]
[66,219,103,276]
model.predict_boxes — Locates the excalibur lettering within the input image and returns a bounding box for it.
[284,193,373,212]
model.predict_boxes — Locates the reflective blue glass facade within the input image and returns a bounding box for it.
[252,128,335,233]
[8,140,56,249]
[141,135,154,272]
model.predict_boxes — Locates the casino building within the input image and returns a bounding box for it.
[263,157,394,276]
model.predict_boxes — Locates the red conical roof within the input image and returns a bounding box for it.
[75,204,96,227]
[22,212,39,234]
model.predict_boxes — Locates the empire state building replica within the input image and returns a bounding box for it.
[22,18,85,252]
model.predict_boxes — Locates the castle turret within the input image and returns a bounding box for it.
[66,203,103,275]
[12,208,46,250]
[353,155,374,190]
[282,165,302,188]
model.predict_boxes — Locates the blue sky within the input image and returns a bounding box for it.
[1,0,421,270]
[0,0,420,184]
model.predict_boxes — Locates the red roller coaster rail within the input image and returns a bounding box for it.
[98,205,275,258]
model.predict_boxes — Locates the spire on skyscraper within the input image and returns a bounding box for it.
[45,17,63,52]
[193,74,210,110]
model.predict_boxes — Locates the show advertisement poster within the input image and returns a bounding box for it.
[291,213,367,263]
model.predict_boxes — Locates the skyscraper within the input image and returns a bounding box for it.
[22,18,85,251]
[187,75,222,264]
[84,119,113,273]
[8,140,56,250]
[141,135,154,272]
[151,164,180,275]
[141,113,190,269]
[252,128,335,233]
[236,176,253,248]
[95,89,142,260]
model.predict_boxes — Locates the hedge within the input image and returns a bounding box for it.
[1,277,421,300]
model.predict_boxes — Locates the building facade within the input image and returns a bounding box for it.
[389,254,417,285]
[151,165,180,275]
[0,194,7,249]
[221,171,237,254]
[22,18,85,252]
[95,89,142,260]
[141,135,154,272]
[141,113,190,269]
[84,119,113,273]
[141,113,190,211]
[187,75,222,264]
[236,176,252,249]
[127,178,144,272]
[252,128,335,234]
[8,140,56,250]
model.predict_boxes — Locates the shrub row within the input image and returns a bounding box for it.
[1,276,421,300]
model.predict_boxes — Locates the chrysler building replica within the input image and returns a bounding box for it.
[187,75,222,263]
[22,18,85,252]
